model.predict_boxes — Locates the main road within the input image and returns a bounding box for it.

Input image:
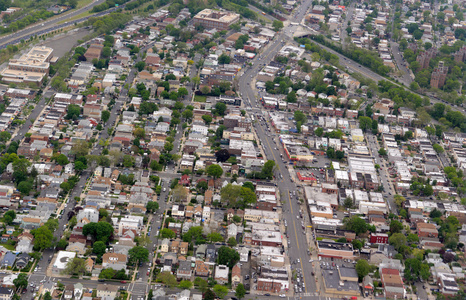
[238,1,340,299]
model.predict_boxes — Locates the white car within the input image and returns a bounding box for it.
[279,295,286,298]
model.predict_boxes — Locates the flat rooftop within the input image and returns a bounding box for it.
[194,9,240,23]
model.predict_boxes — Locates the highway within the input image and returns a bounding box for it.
[0,0,130,49]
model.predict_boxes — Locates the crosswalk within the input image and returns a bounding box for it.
[131,282,148,299]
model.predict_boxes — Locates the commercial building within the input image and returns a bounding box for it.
[1,46,54,84]
[52,251,76,274]
[193,9,240,30]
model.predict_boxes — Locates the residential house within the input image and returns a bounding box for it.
[215,265,229,284]
[160,239,170,253]
[102,253,127,271]
[177,260,192,280]
[1,252,16,268]
[14,253,30,269]
[96,284,119,299]
[195,260,209,277]
[232,263,241,287]
[0,287,13,300]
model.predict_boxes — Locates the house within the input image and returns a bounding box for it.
[96,284,119,299]
[74,283,84,300]
[14,253,30,269]
[20,217,42,229]
[66,241,87,255]
[381,268,405,299]
[177,260,192,280]
[215,265,229,284]
[102,253,127,271]
[0,287,13,300]
[85,258,94,273]
[160,239,170,253]
[15,238,33,253]
[63,284,74,299]
[232,263,241,287]
[1,252,16,268]
[180,242,188,255]
[195,260,209,277]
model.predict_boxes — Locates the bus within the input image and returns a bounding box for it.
[261,11,266,15]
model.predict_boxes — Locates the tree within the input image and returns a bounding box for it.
[261,160,275,179]
[135,61,146,72]
[55,154,69,166]
[45,218,59,232]
[207,232,224,243]
[63,257,87,276]
[215,149,230,162]
[128,246,149,265]
[0,131,11,143]
[204,289,216,300]
[179,280,193,289]
[218,246,239,268]
[146,201,159,213]
[423,184,433,196]
[66,104,81,120]
[433,144,444,153]
[82,222,114,243]
[56,238,68,250]
[315,127,324,137]
[13,273,28,290]
[99,268,116,279]
[389,232,407,252]
[43,292,52,300]
[272,20,284,31]
[101,110,110,123]
[182,226,204,243]
[87,236,106,255]
[390,219,403,234]
[227,237,237,247]
[207,164,223,179]
[172,185,188,202]
[202,114,213,125]
[3,210,16,225]
[343,197,353,209]
[407,233,419,243]
[102,46,112,58]
[359,116,372,131]
[213,284,229,299]
[160,228,176,239]
[218,54,231,64]
[235,283,246,299]
[178,87,188,98]
[215,102,227,116]
[156,271,177,287]
[133,128,146,139]
[355,259,371,281]
[31,226,53,250]
[344,216,368,235]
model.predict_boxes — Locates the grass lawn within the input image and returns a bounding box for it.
[57,10,92,24]
[194,95,207,102]
[0,243,15,250]
[77,0,94,9]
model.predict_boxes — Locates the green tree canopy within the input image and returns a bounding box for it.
[218,246,239,268]
[355,259,371,281]
[82,222,114,243]
[128,246,149,265]
[207,164,223,178]
[93,241,107,257]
